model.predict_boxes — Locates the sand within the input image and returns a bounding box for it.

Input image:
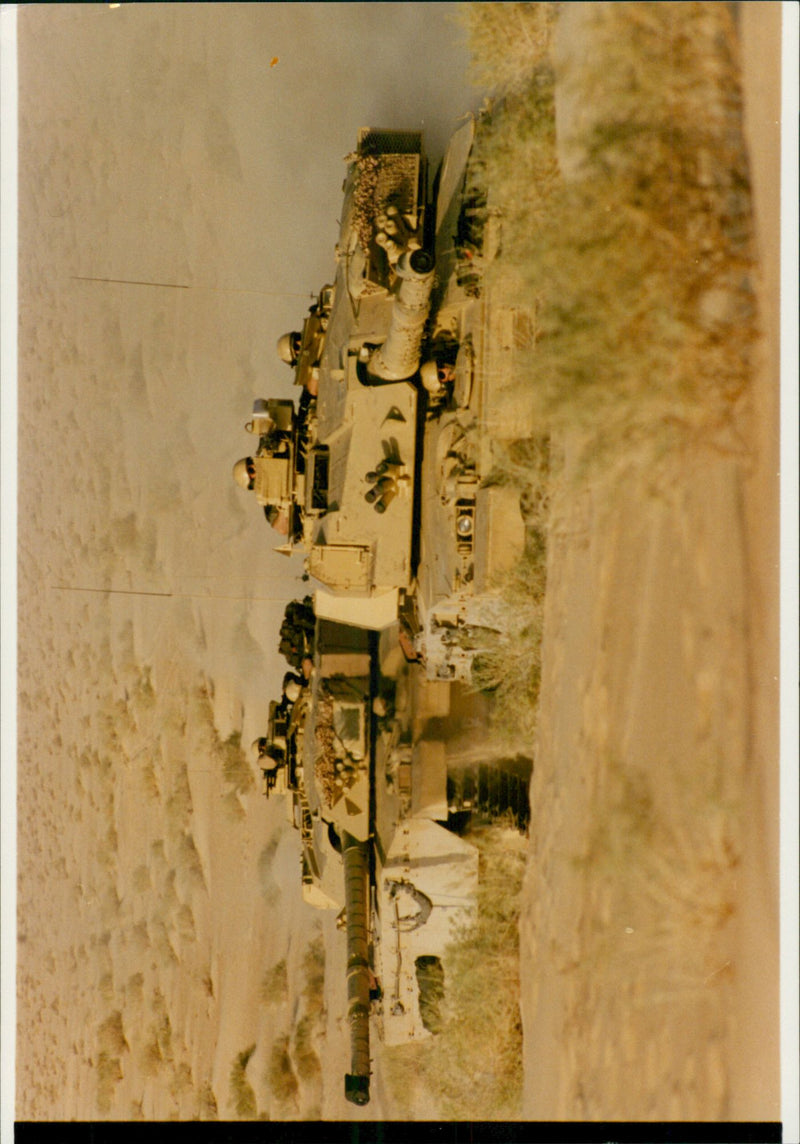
[13,3,476,1122]
[519,1,783,1123]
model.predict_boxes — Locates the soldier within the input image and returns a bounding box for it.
[277,330,303,368]
[232,396,302,538]
[278,598,315,668]
[252,739,286,797]
[253,737,285,765]
[232,458,302,538]
[282,671,305,704]
[419,333,459,399]
[276,286,333,397]
[243,397,293,454]
[420,360,456,394]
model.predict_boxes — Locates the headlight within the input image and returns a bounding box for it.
[456,512,473,538]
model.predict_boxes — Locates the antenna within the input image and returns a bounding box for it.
[70,276,312,299]
[49,585,295,604]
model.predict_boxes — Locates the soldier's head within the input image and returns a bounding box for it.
[233,457,256,491]
[277,331,302,367]
[265,504,290,536]
[265,742,285,766]
[252,737,269,758]
[253,737,285,765]
[282,674,302,703]
[420,359,454,395]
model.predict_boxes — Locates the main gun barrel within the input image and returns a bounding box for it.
[367,249,435,383]
[342,830,372,1105]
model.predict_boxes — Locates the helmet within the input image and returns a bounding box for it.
[277,331,302,366]
[283,675,302,703]
[420,360,443,395]
[262,744,284,768]
[233,457,255,490]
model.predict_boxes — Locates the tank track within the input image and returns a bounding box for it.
[446,757,532,835]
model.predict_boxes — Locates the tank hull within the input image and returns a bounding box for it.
[248,115,536,1105]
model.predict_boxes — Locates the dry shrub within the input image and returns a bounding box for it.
[382,825,528,1120]
[130,920,150,955]
[464,1,556,93]
[150,918,179,966]
[95,1051,123,1115]
[469,529,548,745]
[575,758,740,987]
[97,1010,128,1057]
[196,1082,219,1120]
[289,935,326,1087]
[222,789,246,823]
[301,934,325,1015]
[260,959,289,1007]
[175,902,195,940]
[147,991,173,1065]
[473,2,755,474]
[97,707,123,756]
[267,1034,300,1113]
[140,758,160,801]
[292,1015,321,1085]
[257,832,283,904]
[229,1044,258,1119]
[166,763,193,830]
[140,1035,164,1078]
[190,680,253,795]
[156,1012,173,1062]
[96,823,119,874]
[126,971,144,1004]
[169,1061,193,1099]
[174,831,207,891]
[160,864,178,902]
[110,511,138,551]
[220,730,255,795]
[134,665,156,709]
[190,679,217,736]
[132,863,151,893]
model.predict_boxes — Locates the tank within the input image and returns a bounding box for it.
[235,114,536,671]
[256,599,532,1104]
[243,117,538,1103]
